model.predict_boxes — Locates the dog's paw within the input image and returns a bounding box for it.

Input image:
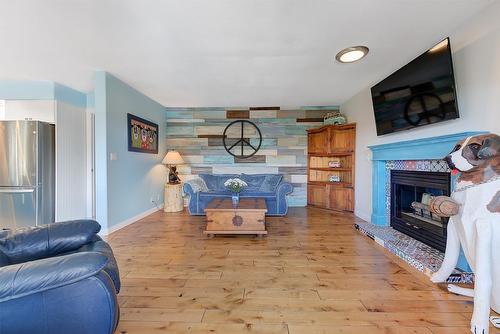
[471,317,490,334]
[491,316,500,329]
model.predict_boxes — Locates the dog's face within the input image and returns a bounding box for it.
[445,134,500,172]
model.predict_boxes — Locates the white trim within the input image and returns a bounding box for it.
[355,210,371,223]
[99,203,164,236]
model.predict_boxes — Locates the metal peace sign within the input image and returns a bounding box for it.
[223,120,262,159]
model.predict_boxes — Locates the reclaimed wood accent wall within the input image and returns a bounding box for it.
[165,107,337,206]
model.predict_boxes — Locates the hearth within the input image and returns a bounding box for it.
[390,170,450,252]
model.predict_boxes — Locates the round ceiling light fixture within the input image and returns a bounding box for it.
[335,46,369,63]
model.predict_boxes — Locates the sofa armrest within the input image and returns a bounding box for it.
[0,252,108,303]
[0,220,101,264]
[75,239,121,293]
[183,178,209,195]
[183,182,196,196]
[276,182,293,196]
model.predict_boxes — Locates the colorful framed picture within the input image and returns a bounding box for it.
[127,113,159,154]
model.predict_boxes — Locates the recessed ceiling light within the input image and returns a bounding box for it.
[335,46,369,63]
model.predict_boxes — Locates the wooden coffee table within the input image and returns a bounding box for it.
[204,198,268,237]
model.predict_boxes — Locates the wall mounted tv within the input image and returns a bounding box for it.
[371,38,459,136]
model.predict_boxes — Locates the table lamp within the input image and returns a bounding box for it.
[162,150,184,184]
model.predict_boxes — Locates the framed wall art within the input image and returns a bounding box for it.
[127,113,159,154]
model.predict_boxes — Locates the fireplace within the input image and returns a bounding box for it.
[390,170,451,252]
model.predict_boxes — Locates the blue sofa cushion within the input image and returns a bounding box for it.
[199,174,239,191]
[199,190,231,197]
[216,174,239,190]
[241,174,266,191]
[259,174,283,192]
[0,220,101,265]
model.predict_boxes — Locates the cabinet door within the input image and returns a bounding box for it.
[307,184,327,207]
[330,127,355,153]
[308,129,329,155]
[327,186,354,211]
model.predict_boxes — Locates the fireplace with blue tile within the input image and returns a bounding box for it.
[359,132,487,275]
[390,170,450,252]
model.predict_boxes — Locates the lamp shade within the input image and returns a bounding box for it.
[162,151,184,165]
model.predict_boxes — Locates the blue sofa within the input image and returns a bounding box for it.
[183,173,293,216]
[0,220,120,334]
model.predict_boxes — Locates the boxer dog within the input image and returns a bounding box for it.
[430,133,500,334]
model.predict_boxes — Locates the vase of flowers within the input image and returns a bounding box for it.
[224,178,247,205]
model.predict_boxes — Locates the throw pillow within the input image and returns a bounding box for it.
[188,178,209,192]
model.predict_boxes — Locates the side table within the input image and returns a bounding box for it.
[164,183,183,212]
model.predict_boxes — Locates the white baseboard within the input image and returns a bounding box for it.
[354,209,371,223]
[100,203,164,236]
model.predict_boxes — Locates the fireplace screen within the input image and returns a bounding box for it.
[390,170,451,252]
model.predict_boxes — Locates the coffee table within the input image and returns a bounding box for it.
[204,198,268,237]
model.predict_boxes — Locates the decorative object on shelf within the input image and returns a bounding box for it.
[222,120,262,159]
[127,113,159,154]
[223,178,247,205]
[162,150,184,184]
[328,159,341,168]
[324,111,347,125]
[329,175,341,182]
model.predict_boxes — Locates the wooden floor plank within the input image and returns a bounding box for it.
[108,207,500,334]
[116,321,289,334]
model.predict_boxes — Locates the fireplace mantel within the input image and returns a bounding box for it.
[368,131,486,225]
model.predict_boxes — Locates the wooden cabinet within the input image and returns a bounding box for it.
[307,129,329,155]
[330,126,355,152]
[306,124,355,212]
[307,184,327,208]
[328,186,354,211]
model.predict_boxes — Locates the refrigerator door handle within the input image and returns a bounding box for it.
[0,188,35,193]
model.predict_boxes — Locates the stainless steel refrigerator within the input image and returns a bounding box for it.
[0,121,55,229]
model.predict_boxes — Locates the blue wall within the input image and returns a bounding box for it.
[94,72,167,232]
[0,80,87,108]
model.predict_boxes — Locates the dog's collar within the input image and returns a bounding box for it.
[454,175,500,192]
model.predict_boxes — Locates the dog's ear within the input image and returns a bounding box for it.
[478,134,500,159]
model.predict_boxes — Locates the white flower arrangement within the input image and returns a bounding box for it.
[224,178,248,193]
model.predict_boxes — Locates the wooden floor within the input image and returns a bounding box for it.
[108,207,497,334]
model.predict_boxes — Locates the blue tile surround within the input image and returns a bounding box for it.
[368,132,486,226]
[365,131,488,273]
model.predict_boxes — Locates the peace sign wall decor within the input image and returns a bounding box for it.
[222,120,262,159]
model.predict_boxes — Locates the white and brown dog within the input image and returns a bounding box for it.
[430,133,500,334]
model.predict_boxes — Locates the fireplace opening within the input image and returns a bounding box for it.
[390,170,451,252]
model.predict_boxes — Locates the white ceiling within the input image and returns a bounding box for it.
[0,0,495,107]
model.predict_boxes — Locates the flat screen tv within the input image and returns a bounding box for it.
[371,38,459,136]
